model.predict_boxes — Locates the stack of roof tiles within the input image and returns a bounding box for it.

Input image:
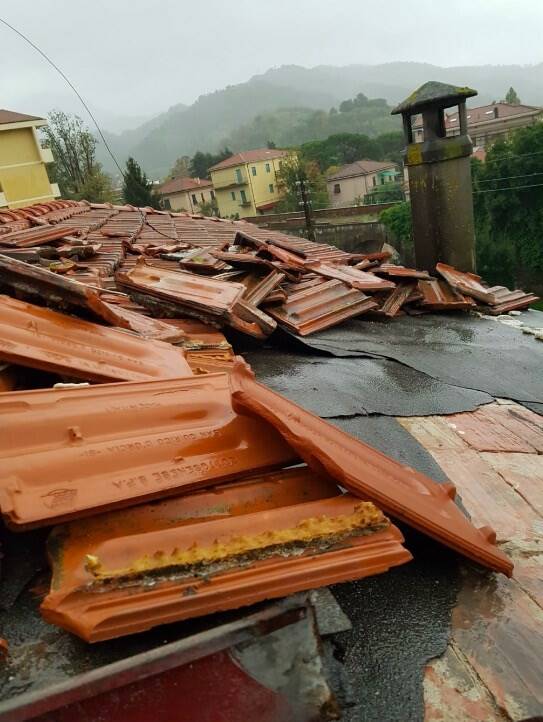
[0,199,526,644]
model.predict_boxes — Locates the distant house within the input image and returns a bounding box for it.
[158,176,215,213]
[412,102,543,149]
[209,148,289,218]
[326,160,400,208]
[0,109,60,209]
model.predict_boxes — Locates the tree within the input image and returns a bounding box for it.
[472,123,543,294]
[166,156,191,180]
[42,110,114,201]
[189,147,232,179]
[505,87,521,105]
[123,157,160,208]
[276,152,328,213]
[379,202,413,263]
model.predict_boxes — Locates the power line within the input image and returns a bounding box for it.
[0,16,176,242]
[478,148,543,164]
[473,181,543,194]
[476,171,543,184]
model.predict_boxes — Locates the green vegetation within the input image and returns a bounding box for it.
[220,93,401,155]
[276,153,329,213]
[473,124,543,294]
[122,157,160,208]
[189,148,233,179]
[300,131,404,172]
[43,110,115,202]
[504,86,521,105]
[379,202,413,262]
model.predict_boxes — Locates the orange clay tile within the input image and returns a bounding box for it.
[305,262,396,291]
[0,253,126,326]
[0,373,298,528]
[228,358,513,576]
[436,263,497,303]
[101,302,187,343]
[0,295,191,383]
[116,259,246,318]
[41,473,410,641]
[267,279,377,336]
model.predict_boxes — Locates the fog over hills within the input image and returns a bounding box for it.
[95,61,543,178]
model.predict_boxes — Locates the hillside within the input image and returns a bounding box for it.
[96,61,543,177]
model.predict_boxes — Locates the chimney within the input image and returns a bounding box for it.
[392,81,478,273]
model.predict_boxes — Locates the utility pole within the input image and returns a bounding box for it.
[296,174,315,242]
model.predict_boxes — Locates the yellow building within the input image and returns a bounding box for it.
[209,148,288,218]
[158,176,215,213]
[0,109,59,209]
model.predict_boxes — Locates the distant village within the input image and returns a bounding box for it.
[1,96,542,218]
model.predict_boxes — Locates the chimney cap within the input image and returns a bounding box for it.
[392,81,477,116]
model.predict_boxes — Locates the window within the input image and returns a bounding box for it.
[231,191,236,200]
[163,198,171,209]
[372,176,377,187]
[268,183,274,193]
[210,190,215,199]
[251,166,257,176]
[240,189,247,203]
[201,193,205,202]
[235,169,242,183]
[191,193,198,204]
[333,183,341,194]
[265,163,271,173]
[380,176,385,185]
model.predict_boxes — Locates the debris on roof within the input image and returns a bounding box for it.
[0,196,537,656]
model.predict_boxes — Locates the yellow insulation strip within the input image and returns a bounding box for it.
[85,501,387,580]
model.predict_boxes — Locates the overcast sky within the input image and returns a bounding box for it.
[1,0,542,127]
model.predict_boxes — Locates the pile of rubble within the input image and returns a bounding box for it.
[0,200,537,341]
[0,199,527,644]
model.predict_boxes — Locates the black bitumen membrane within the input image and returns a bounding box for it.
[285,312,543,404]
[1,312,539,721]
[244,350,493,418]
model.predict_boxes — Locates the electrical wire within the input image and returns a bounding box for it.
[0,16,177,242]
[477,148,543,164]
[475,171,543,184]
[473,181,543,194]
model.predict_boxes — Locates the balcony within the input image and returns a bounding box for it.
[40,146,55,164]
[213,169,248,189]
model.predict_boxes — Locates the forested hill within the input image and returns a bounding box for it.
[95,61,543,177]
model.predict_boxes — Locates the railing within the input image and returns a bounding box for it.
[213,170,248,189]
[40,146,54,164]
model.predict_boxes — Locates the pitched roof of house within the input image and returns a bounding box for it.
[159,177,213,195]
[0,109,45,126]
[209,148,288,171]
[327,159,398,182]
[445,102,543,129]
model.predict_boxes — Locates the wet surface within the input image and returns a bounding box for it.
[331,532,461,722]
[328,416,449,485]
[245,349,493,418]
[287,313,543,404]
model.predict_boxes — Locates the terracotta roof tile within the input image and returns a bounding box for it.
[327,159,397,181]
[209,149,288,171]
[159,177,213,195]
[0,109,45,125]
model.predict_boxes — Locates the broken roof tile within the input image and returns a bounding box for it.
[305,262,396,291]
[41,470,410,640]
[0,372,297,527]
[267,279,378,336]
[0,295,191,384]
[229,359,513,576]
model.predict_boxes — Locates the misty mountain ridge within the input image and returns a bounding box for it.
[95,61,543,178]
